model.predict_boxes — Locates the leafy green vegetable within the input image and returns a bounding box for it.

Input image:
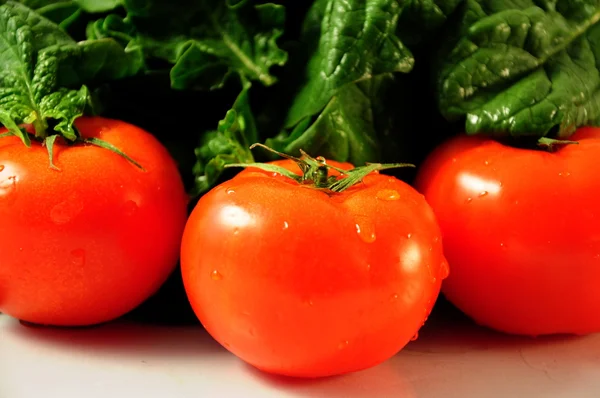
[284,0,414,128]
[193,78,257,194]
[91,0,288,90]
[433,0,600,137]
[0,1,141,143]
[267,78,383,166]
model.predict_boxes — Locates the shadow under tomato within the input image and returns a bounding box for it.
[5,316,223,359]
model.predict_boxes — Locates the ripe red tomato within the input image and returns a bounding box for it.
[415,127,600,336]
[0,117,189,326]
[181,159,447,377]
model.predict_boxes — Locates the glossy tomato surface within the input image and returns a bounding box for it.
[0,117,189,326]
[181,159,448,377]
[415,127,600,336]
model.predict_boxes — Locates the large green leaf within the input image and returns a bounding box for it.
[284,0,415,127]
[433,0,600,137]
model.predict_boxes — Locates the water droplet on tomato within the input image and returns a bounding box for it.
[233,228,240,236]
[355,221,376,243]
[282,221,289,230]
[484,160,490,166]
[70,249,86,267]
[411,332,419,341]
[211,270,223,281]
[18,247,23,252]
[390,293,399,301]
[51,195,84,225]
[376,189,400,201]
[367,263,372,271]
[407,233,412,239]
[338,340,349,350]
[478,191,488,197]
[0,175,17,204]
[123,200,138,216]
[465,197,473,204]
[226,188,236,195]
[0,165,4,172]
[432,277,437,284]
[440,260,450,279]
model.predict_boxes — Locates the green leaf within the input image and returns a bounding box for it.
[284,0,415,128]
[20,0,82,29]
[39,85,88,140]
[193,78,257,194]
[433,0,600,138]
[267,79,384,166]
[75,0,121,13]
[0,2,142,141]
[396,0,462,47]
[4,1,74,48]
[55,38,144,87]
[96,1,288,90]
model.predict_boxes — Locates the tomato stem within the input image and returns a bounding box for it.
[225,144,415,193]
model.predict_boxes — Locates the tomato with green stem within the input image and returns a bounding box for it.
[415,128,600,336]
[0,116,189,326]
[181,147,448,377]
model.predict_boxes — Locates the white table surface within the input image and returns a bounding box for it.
[2,309,600,398]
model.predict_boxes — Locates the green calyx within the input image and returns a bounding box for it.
[226,143,414,193]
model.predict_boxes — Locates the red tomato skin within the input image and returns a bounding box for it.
[0,117,189,326]
[415,127,600,336]
[181,160,447,378]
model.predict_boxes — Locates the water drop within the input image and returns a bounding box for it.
[367,263,372,271]
[410,332,419,341]
[355,217,376,243]
[282,221,289,230]
[338,340,349,350]
[390,293,399,301]
[70,249,86,267]
[19,247,23,252]
[465,197,473,204]
[376,189,400,201]
[233,228,240,236]
[123,200,138,216]
[0,165,4,172]
[211,270,223,281]
[484,160,490,166]
[407,233,412,239]
[478,191,488,197]
[0,175,17,204]
[440,260,450,279]
[226,188,236,195]
[432,277,437,284]
[50,195,83,225]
